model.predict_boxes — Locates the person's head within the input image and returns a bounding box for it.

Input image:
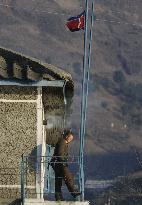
[63,129,74,144]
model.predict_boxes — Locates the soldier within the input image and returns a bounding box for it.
[50,129,81,201]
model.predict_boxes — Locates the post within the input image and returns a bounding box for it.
[36,87,43,198]
[21,154,25,205]
[83,0,95,143]
[79,0,95,201]
[40,107,46,198]
[79,0,89,201]
[63,81,67,129]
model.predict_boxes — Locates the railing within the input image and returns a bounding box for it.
[20,154,81,204]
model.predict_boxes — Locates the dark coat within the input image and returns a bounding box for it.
[51,138,69,167]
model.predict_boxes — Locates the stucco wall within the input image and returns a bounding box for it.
[43,87,65,146]
[0,86,37,100]
[43,87,64,113]
[0,86,37,199]
[0,85,72,199]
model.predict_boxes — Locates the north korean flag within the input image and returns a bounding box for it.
[66,11,85,32]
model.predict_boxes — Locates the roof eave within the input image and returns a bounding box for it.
[0,79,65,87]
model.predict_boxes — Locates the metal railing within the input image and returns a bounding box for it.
[20,154,81,204]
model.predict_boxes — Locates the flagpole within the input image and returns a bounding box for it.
[79,0,94,201]
[83,1,95,151]
[79,0,89,201]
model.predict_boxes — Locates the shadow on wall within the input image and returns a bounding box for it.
[84,150,140,180]
[26,144,53,172]
[27,145,41,173]
[8,199,21,205]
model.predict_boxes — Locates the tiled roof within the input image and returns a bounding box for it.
[0,47,74,90]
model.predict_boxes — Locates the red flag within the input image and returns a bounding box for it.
[66,11,85,32]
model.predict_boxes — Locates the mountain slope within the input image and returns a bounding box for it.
[0,0,142,179]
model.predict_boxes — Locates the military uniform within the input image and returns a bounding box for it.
[50,138,78,200]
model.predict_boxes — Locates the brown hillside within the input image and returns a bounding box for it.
[0,0,142,179]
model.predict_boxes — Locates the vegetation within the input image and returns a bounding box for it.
[72,62,81,74]
[99,73,142,127]
[94,176,142,205]
[87,73,102,93]
[113,70,126,83]
[119,82,142,127]
[101,101,108,109]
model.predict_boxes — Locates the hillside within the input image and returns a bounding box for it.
[0,0,142,182]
